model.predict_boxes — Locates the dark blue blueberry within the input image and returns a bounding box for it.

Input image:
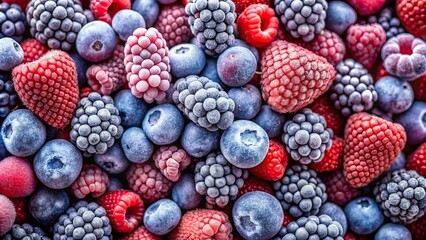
[181,122,220,158]
[112,9,146,41]
[33,139,83,189]
[374,223,412,240]
[396,101,426,145]
[200,58,224,88]
[325,1,357,35]
[230,39,259,61]
[232,191,283,240]
[0,37,23,71]
[0,123,9,159]
[217,46,257,87]
[228,84,262,120]
[253,105,287,138]
[94,142,129,174]
[169,43,206,78]
[172,173,202,210]
[319,202,348,235]
[132,0,159,27]
[1,109,46,157]
[69,52,90,88]
[107,177,124,192]
[375,76,414,114]
[114,90,148,128]
[344,197,384,235]
[143,198,182,235]
[121,127,153,163]
[29,187,70,226]
[388,152,406,172]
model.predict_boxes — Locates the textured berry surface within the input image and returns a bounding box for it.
[407,215,426,240]
[364,7,406,40]
[396,0,426,38]
[120,225,160,240]
[0,75,20,118]
[250,140,288,181]
[10,198,29,224]
[0,157,37,198]
[90,0,131,24]
[323,171,362,206]
[3,223,50,240]
[154,3,191,48]
[237,177,274,197]
[282,214,344,240]
[346,0,385,16]
[311,136,344,172]
[20,39,49,64]
[233,0,271,13]
[71,164,110,199]
[407,142,426,177]
[309,95,345,137]
[0,194,16,236]
[153,145,191,182]
[0,3,25,42]
[306,30,346,66]
[411,74,426,101]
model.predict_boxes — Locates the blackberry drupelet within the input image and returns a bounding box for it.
[330,59,378,117]
[0,3,25,42]
[172,75,235,131]
[374,169,426,224]
[2,223,50,240]
[195,152,249,208]
[70,92,124,156]
[0,75,19,118]
[281,214,344,240]
[282,108,333,164]
[273,165,327,218]
[26,0,87,51]
[364,7,405,40]
[185,0,237,56]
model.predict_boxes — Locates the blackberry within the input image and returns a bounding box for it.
[2,223,50,240]
[281,214,344,240]
[53,201,112,240]
[282,108,333,164]
[172,75,235,131]
[0,3,25,42]
[70,92,124,156]
[185,0,237,56]
[364,7,405,40]
[374,169,426,224]
[0,75,19,118]
[26,0,87,51]
[195,152,249,208]
[330,59,378,117]
[273,165,327,218]
[274,0,328,42]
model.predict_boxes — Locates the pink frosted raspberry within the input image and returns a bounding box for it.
[154,3,191,48]
[126,162,173,204]
[323,170,362,206]
[71,164,110,199]
[307,30,346,66]
[124,28,171,103]
[153,145,191,182]
[87,45,126,95]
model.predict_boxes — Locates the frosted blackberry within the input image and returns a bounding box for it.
[53,201,112,240]
[282,108,332,164]
[172,75,235,131]
[194,152,249,208]
[364,7,405,40]
[70,92,124,156]
[26,0,87,51]
[374,169,426,224]
[185,0,236,56]
[274,0,328,42]
[330,59,378,117]
[0,75,19,118]
[281,214,344,240]
[0,3,25,42]
[2,223,50,240]
[273,165,327,218]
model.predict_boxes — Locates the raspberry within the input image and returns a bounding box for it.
[237,177,274,197]
[411,74,426,101]
[363,7,406,40]
[309,95,345,137]
[233,0,271,14]
[3,223,50,240]
[12,50,79,128]
[153,3,191,48]
[124,28,171,103]
[0,3,25,42]
[90,0,131,24]
[80,87,94,99]
[346,0,386,16]
[71,164,110,199]
[237,4,279,48]
[250,140,288,181]
[87,45,126,95]
[0,157,37,198]
[153,145,191,182]
[170,209,233,239]
[311,136,344,172]
[375,62,389,81]
[20,39,49,64]
[396,0,426,39]
[407,215,426,240]
[322,170,362,206]
[98,190,144,233]
[9,198,29,224]
[344,113,407,188]
[346,23,386,70]
[126,162,173,204]
[306,30,346,66]
[260,40,335,113]
[407,142,426,177]
[0,194,16,236]
[120,225,160,240]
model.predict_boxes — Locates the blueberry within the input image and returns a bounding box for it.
[230,39,259,61]
[0,37,23,71]
[200,58,224,88]
[388,152,406,172]
[34,139,83,189]
[396,101,426,145]
[228,84,262,120]
[253,105,287,138]
[76,21,117,62]
[107,177,124,192]
[169,43,206,78]
[114,90,148,128]
[319,202,348,235]
[29,187,70,226]
[217,46,257,87]
[220,120,269,168]
[121,127,153,163]
[143,199,182,235]
[172,173,203,210]
[142,103,184,145]
[375,76,414,114]
[0,125,9,159]
[132,0,159,27]
[1,109,46,157]
[69,52,90,88]
[181,122,220,158]
[325,1,357,35]
[232,191,283,240]
[344,197,384,235]
[374,223,412,240]
[94,142,129,174]
[112,10,146,41]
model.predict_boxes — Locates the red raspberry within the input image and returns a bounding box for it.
[20,39,49,64]
[233,0,271,14]
[80,87,93,99]
[323,171,362,206]
[410,74,426,101]
[71,164,110,199]
[306,30,346,66]
[344,231,367,240]
[282,211,294,227]
[260,40,335,113]
[309,95,345,137]
[407,215,426,240]
[120,225,160,240]
[397,0,426,39]
[346,0,386,16]
[12,50,79,128]
[250,140,288,181]
[98,190,144,233]
[344,112,407,188]
[10,197,30,224]
[237,177,273,197]
[407,142,426,177]
[90,0,131,24]
[311,136,344,172]
[346,23,386,70]
[237,4,279,48]
[375,62,389,81]
[153,145,191,182]
[170,209,233,239]
[0,157,37,198]
[154,3,191,48]
[126,162,173,204]
[0,194,15,236]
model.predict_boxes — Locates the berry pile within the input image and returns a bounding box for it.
[0,1,425,240]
